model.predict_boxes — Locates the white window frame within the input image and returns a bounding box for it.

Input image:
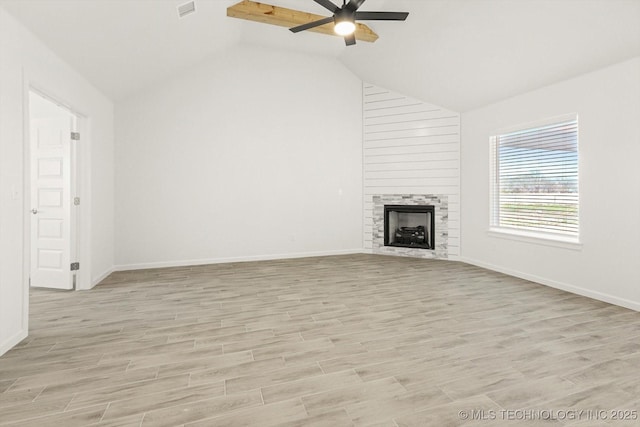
[489,113,581,249]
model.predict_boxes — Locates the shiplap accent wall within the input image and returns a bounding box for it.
[363,83,461,259]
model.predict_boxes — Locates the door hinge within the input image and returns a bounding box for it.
[70,262,80,271]
[71,132,80,140]
[74,197,80,206]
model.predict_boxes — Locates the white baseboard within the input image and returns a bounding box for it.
[460,256,640,312]
[0,329,28,357]
[114,249,365,272]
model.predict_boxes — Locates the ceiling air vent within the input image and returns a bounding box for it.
[177,1,196,18]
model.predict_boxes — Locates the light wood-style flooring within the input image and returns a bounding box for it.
[1,254,639,426]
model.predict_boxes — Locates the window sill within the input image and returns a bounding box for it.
[487,228,582,251]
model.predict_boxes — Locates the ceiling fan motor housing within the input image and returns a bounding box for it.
[335,8,355,23]
[334,8,356,35]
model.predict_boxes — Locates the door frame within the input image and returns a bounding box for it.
[23,79,92,295]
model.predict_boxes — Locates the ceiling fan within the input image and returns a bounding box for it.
[227,1,408,46]
[291,0,409,46]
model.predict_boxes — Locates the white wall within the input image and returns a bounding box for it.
[461,57,640,310]
[115,45,362,269]
[362,84,460,258]
[0,7,115,355]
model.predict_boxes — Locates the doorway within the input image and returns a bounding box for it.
[28,90,80,290]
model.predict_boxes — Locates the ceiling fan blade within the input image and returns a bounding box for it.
[344,33,356,46]
[289,16,335,33]
[314,0,339,13]
[345,0,366,12]
[355,11,409,21]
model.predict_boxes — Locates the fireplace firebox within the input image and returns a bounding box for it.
[384,205,435,249]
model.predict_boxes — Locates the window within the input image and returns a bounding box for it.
[490,115,579,242]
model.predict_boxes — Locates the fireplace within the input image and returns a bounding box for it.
[384,205,435,249]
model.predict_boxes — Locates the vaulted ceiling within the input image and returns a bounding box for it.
[2,0,639,111]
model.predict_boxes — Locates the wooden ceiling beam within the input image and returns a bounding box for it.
[227,0,379,43]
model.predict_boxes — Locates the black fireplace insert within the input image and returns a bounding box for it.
[384,205,435,249]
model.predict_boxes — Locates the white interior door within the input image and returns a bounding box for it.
[29,92,75,290]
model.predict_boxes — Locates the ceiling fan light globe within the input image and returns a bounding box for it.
[334,20,356,36]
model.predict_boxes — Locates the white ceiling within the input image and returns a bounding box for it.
[2,0,639,111]
[340,0,640,111]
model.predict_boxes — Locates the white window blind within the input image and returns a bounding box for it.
[490,116,579,239]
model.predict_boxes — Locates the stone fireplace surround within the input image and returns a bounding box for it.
[372,194,449,259]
